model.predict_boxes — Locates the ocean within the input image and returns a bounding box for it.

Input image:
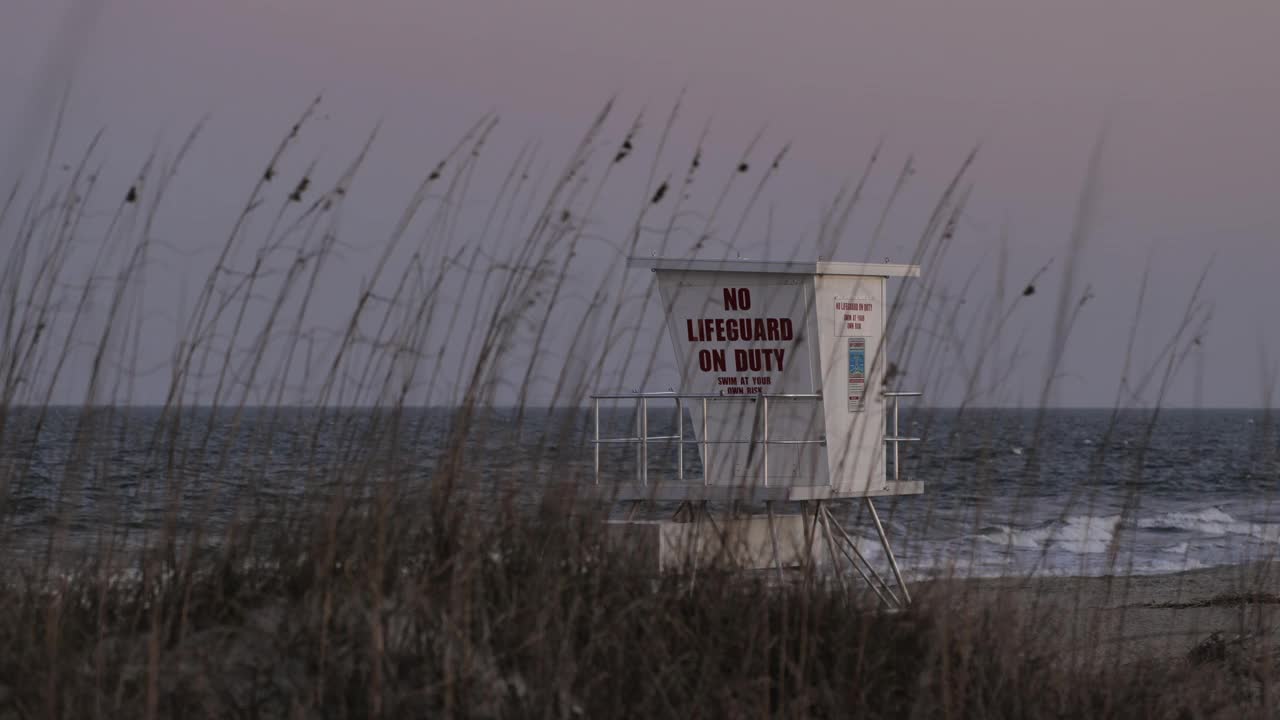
[893,407,1280,578]
[3,406,1278,579]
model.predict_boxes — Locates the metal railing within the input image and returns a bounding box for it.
[590,390,921,486]
[883,391,922,482]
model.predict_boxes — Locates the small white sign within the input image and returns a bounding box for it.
[834,296,874,337]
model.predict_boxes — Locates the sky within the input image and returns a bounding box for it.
[4,0,1280,407]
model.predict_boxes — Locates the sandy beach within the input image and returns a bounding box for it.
[914,561,1280,664]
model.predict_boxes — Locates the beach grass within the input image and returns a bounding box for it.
[0,99,1273,718]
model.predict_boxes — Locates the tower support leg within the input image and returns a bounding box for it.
[865,497,911,606]
[817,502,848,595]
[800,501,819,584]
[766,502,784,584]
[822,504,898,609]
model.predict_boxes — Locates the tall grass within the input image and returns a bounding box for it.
[0,99,1273,718]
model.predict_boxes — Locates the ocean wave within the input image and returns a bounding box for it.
[974,507,1280,561]
[979,514,1119,555]
[1137,507,1280,542]
[1135,555,1208,574]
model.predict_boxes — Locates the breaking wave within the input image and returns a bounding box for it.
[1135,507,1280,540]
[975,507,1280,557]
[979,514,1120,555]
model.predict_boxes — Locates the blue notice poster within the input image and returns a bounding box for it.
[848,338,866,412]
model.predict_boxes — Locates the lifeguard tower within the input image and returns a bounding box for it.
[592,257,922,609]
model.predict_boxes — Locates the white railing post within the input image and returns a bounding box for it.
[593,397,600,484]
[893,395,900,483]
[702,397,709,487]
[634,399,642,485]
[676,397,684,482]
[762,396,770,488]
[641,396,649,486]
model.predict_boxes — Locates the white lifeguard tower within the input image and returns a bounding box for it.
[592,257,922,609]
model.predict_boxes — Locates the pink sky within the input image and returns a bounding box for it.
[4,0,1280,406]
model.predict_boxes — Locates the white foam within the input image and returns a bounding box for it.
[1137,507,1280,542]
[980,514,1119,555]
[1133,556,1209,574]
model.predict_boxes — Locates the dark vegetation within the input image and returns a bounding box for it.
[0,98,1265,717]
[0,507,1272,718]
